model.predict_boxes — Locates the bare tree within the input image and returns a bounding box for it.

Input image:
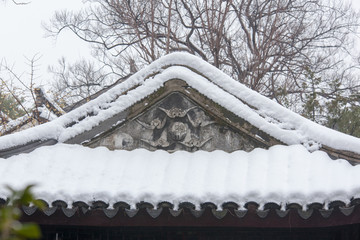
[0,55,41,118]
[0,55,46,134]
[46,0,360,122]
[49,58,112,106]
[1,0,30,5]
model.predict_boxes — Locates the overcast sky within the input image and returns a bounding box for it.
[0,0,360,91]
[0,0,93,89]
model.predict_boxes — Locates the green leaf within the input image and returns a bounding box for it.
[19,185,36,205]
[12,223,41,239]
[32,199,45,210]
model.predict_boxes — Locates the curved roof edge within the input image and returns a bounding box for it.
[14,199,360,228]
[1,144,359,208]
[0,52,359,157]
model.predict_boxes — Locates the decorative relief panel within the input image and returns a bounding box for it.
[88,93,260,152]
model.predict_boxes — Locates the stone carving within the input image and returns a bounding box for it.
[179,138,212,148]
[187,112,214,127]
[142,131,170,148]
[158,106,196,118]
[168,122,188,141]
[136,117,166,130]
[137,105,213,151]
[88,92,260,152]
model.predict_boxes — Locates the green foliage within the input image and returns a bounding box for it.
[301,69,360,138]
[301,69,323,122]
[0,185,43,240]
[0,93,26,120]
[302,91,323,122]
[326,95,360,138]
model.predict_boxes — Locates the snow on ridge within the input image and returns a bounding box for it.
[39,87,66,115]
[0,143,358,208]
[0,115,32,135]
[0,52,359,154]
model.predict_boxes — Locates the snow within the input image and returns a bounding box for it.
[0,143,358,209]
[39,87,66,115]
[0,52,360,154]
[0,115,31,135]
[38,106,58,121]
[0,89,62,135]
[0,107,57,136]
[0,111,11,121]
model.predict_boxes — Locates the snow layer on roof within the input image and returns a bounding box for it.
[0,144,359,209]
[0,115,31,135]
[0,111,10,121]
[38,106,58,121]
[0,52,360,154]
[39,87,66,115]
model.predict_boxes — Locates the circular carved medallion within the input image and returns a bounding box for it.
[169,122,188,141]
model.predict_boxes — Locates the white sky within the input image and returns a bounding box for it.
[0,0,360,92]
[0,0,93,89]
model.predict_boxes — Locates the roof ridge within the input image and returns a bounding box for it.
[0,53,359,157]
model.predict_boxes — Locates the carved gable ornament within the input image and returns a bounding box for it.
[2,53,359,163]
[85,84,280,153]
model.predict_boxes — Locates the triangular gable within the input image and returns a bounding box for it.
[2,53,360,234]
[84,90,280,152]
[0,53,360,163]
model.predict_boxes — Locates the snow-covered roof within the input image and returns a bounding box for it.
[38,87,65,116]
[0,88,65,136]
[0,53,359,156]
[0,114,33,135]
[1,54,360,224]
[0,111,10,122]
[0,144,358,210]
